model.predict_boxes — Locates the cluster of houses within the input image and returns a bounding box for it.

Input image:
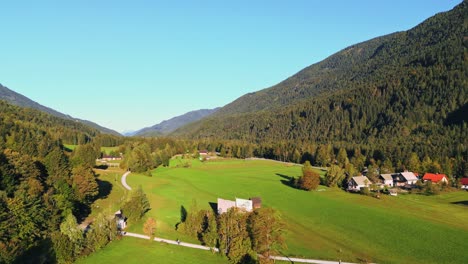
[348,171,454,193]
[217,197,262,214]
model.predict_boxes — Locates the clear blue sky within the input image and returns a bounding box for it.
[0,0,461,133]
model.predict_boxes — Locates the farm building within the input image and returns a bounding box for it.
[394,171,418,187]
[460,178,468,190]
[348,176,372,191]
[114,210,126,230]
[217,198,236,214]
[251,197,262,209]
[236,198,253,212]
[217,197,260,214]
[423,173,449,184]
[379,174,394,187]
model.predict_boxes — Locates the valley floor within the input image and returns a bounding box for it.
[82,158,468,264]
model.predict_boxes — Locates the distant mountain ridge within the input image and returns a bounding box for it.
[133,108,220,137]
[0,84,121,136]
[173,2,467,161]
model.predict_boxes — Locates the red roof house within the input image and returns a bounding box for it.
[423,173,448,184]
[460,178,468,189]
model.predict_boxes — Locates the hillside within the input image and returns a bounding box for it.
[133,108,219,137]
[0,84,121,136]
[174,2,468,162]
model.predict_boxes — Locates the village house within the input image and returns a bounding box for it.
[217,198,236,214]
[250,197,262,209]
[102,155,122,161]
[114,210,126,230]
[460,178,468,190]
[235,198,253,212]
[348,176,372,192]
[393,171,418,187]
[379,174,394,187]
[423,173,449,184]
[217,197,261,214]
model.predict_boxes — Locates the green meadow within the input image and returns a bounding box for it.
[76,236,228,264]
[83,158,468,264]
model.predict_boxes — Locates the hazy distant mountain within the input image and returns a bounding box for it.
[122,130,137,136]
[173,2,467,160]
[134,108,220,137]
[0,84,121,136]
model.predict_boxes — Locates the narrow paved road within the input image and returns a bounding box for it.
[125,232,355,264]
[120,172,359,264]
[121,171,131,190]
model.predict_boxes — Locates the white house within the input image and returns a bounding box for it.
[379,174,394,187]
[217,198,236,214]
[348,176,372,191]
[396,172,418,186]
[115,210,126,230]
[235,198,253,212]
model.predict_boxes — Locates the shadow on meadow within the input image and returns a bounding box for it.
[276,173,297,189]
[452,200,468,206]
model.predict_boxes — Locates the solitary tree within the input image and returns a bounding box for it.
[143,217,157,240]
[297,161,320,190]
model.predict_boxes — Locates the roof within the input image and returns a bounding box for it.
[400,172,418,181]
[461,178,468,185]
[235,198,253,212]
[351,176,372,186]
[251,197,262,204]
[423,173,448,183]
[380,174,393,181]
[217,198,236,214]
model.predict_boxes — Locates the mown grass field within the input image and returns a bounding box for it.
[76,236,228,264]
[83,158,468,264]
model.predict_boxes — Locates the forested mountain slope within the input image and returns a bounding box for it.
[133,108,220,137]
[0,84,121,136]
[174,2,468,163]
[0,100,121,263]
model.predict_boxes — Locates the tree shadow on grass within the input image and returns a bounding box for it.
[276,173,297,189]
[96,179,113,200]
[175,205,187,230]
[95,164,109,170]
[452,200,468,206]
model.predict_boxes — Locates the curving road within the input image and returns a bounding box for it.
[120,172,359,264]
[121,171,131,190]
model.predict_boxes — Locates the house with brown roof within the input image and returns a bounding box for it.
[348,176,372,191]
[423,173,449,184]
[251,197,262,209]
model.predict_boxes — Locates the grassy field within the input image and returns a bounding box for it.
[82,158,468,264]
[76,236,228,264]
[62,144,120,154]
[81,167,128,225]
